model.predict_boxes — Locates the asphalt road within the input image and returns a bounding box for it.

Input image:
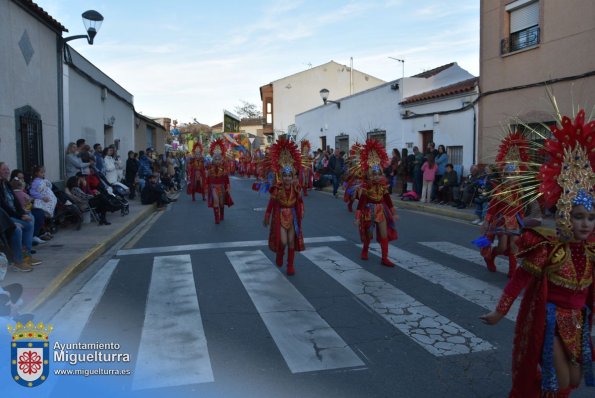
[33,177,592,398]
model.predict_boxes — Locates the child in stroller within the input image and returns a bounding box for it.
[89,167,130,216]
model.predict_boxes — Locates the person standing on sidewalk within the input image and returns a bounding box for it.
[480,109,594,398]
[420,154,438,203]
[412,146,423,196]
[328,150,345,198]
[355,139,399,267]
[263,138,304,276]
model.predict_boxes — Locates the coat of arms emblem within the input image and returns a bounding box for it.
[8,321,53,387]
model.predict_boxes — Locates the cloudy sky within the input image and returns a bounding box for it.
[41,0,479,126]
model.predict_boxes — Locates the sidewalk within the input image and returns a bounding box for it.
[1,197,157,312]
[319,184,555,229]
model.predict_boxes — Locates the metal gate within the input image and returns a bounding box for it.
[16,106,43,174]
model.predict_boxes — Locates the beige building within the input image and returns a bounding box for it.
[239,118,265,149]
[259,60,385,142]
[134,113,167,154]
[479,0,595,163]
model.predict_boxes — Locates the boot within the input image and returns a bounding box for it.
[507,253,517,278]
[287,248,295,275]
[484,247,497,272]
[275,247,284,267]
[348,200,353,212]
[220,206,225,221]
[214,208,220,224]
[361,240,369,260]
[380,238,394,267]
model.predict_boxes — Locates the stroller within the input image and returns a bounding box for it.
[92,169,130,216]
[48,184,84,232]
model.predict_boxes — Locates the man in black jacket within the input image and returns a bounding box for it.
[328,150,345,197]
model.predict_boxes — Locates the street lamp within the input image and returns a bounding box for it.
[319,88,341,109]
[60,10,104,63]
[63,10,104,45]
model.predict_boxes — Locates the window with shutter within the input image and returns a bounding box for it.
[501,0,540,54]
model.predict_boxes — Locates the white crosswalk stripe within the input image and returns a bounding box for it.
[364,243,519,321]
[226,250,365,373]
[418,241,510,275]
[301,246,494,357]
[132,254,214,390]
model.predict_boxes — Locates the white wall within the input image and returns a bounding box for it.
[0,0,60,180]
[65,49,135,157]
[296,70,478,173]
[272,61,385,135]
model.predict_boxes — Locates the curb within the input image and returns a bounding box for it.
[24,204,156,312]
[318,186,476,222]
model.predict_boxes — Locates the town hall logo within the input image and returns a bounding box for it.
[8,321,53,387]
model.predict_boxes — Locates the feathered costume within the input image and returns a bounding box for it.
[187,142,207,201]
[354,139,398,267]
[263,138,305,275]
[491,109,595,398]
[343,142,364,212]
[482,131,531,276]
[207,138,234,224]
[299,140,314,196]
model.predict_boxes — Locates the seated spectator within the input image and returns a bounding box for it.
[29,165,57,235]
[66,175,111,225]
[435,163,458,204]
[471,165,496,225]
[141,174,169,209]
[9,177,47,246]
[0,162,40,271]
[453,164,481,209]
[65,142,93,178]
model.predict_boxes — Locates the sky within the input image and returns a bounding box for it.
[40,0,479,127]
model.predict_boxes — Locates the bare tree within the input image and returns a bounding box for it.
[234,100,262,119]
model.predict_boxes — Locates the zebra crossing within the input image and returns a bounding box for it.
[48,238,559,392]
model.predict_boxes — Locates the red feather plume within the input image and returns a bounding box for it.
[269,138,301,174]
[209,138,227,157]
[359,138,389,173]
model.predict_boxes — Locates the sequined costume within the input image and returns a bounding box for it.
[263,138,304,275]
[187,143,206,201]
[207,139,234,224]
[354,139,398,267]
[487,110,595,398]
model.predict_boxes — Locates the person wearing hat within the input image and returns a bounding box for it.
[207,139,234,224]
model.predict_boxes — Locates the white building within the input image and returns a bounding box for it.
[0,0,65,181]
[260,60,385,142]
[64,47,135,159]
[295,63,478,172]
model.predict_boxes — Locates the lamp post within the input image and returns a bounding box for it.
[319,88,341,108]
[57,10,104,180]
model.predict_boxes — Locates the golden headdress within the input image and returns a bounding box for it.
[269,138,301,180]
[192,142,203,156]
[209,138,227,158]
[358,138,389,175]
[538,109,595,240]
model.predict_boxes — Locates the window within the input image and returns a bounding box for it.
[512,121,554,164]
[367,130,386,148]
[15,106,43,174]
[501,0,540,54]
[446,146,463,165]
[146,126,155,148]
[335,134,349,154]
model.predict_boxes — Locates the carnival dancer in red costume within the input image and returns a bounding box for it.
[355,139,399,266]
[187,142,207,201]
[207,138,234,224]
[299,140,313,197]
[263,138,305,276]
[481,132,530,277]
[343,142,364,213]
[481,109,595,398]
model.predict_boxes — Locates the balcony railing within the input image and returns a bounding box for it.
[501,25,540,55]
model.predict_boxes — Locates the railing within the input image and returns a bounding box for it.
[501,25,540,55]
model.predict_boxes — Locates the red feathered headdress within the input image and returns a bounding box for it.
[359,138,389,173]
[269,138,301,177]
[495,131,530,172]
[300,139,311,155]
[209,138,227,158]
[192,142,203,155]
[538,109,595,240]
